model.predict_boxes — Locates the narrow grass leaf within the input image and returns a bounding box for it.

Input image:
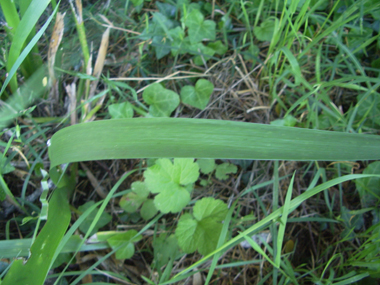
[0,236,110,259]
[241,233,278,268]
[205,200,236,284]
[1,185,72,285]
[51,171,135,284]
[5,0,50,92]
[0,2,58,100]
[275,173,295,267]
[0,0,20,39]
[172,174,380,278]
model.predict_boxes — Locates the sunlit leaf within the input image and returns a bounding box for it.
[175,198,228,255]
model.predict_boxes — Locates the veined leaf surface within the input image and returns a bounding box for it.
[49,118,380,168]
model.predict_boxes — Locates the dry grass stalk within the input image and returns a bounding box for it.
[48,12,65,106]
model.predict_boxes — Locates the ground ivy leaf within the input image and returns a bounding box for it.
[197,159,216,174]
[130,0,143,12]
[141,199,158,220]
[180,79,214,110]
[215,162,238,180]
[197,219,223,255]
[191,43,215,65]
[254,18,278,42]
[144,159,175,193]
[207,40,227,55]
[185,9,216,44]
[242,44,260,62]
[176,37,193,55]
[119,181,149,213]
[154,183,191,213]
[153,233,180,269]
[193,197,228,221]
[174,158,200,185]
[78,201,112,236]
[169,27,185,56]
[107,230,142,260]
[143,83,180,117]
[175,213,198,253]
[108,102,134,119]
[175,198,228,255]
[270,115,298,127]
[152,35,171,59]
[131,181,150,197]
[156,2,176,18]
[119,192,141,213]
[144,158,199,192]
[144,158,199,213]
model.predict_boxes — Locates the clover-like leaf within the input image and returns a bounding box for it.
[215,162,237,180]
[144,158,199,213]
[107,230,142,260]
[78,201,112,236]
[119,181,149,213]
[143,83,180,117]
[185,9,216,44]
[254,18,278,42]
[181,79,214,110]
[175,198,228,255]
[108,102,134,119]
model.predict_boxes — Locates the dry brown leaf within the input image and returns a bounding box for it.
[48,12,65,103]
[89,27,110,100]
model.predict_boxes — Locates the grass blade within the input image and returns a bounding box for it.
[275,172,294,267]
[49,118,380,167]
[1,183,73,285]
[172,173,380,279]
[0,1,59,100]
[5,0,50,92]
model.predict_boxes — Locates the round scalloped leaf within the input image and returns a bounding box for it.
[107,230,142,260]
[143,84,180,117]
[215,162,237,180]
[144,158,199,213]
[119,181,149,213]
[141,199,158,220]
[197,159,216,174]
[254,18,278,42]
[175,198,228,255]
[154,182,191,213]
[207,40,227,55]
[108,102,134,119]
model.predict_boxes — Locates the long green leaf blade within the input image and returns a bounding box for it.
[49,118,380,168]
[1,185,72,285]
[5,0,50,92]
